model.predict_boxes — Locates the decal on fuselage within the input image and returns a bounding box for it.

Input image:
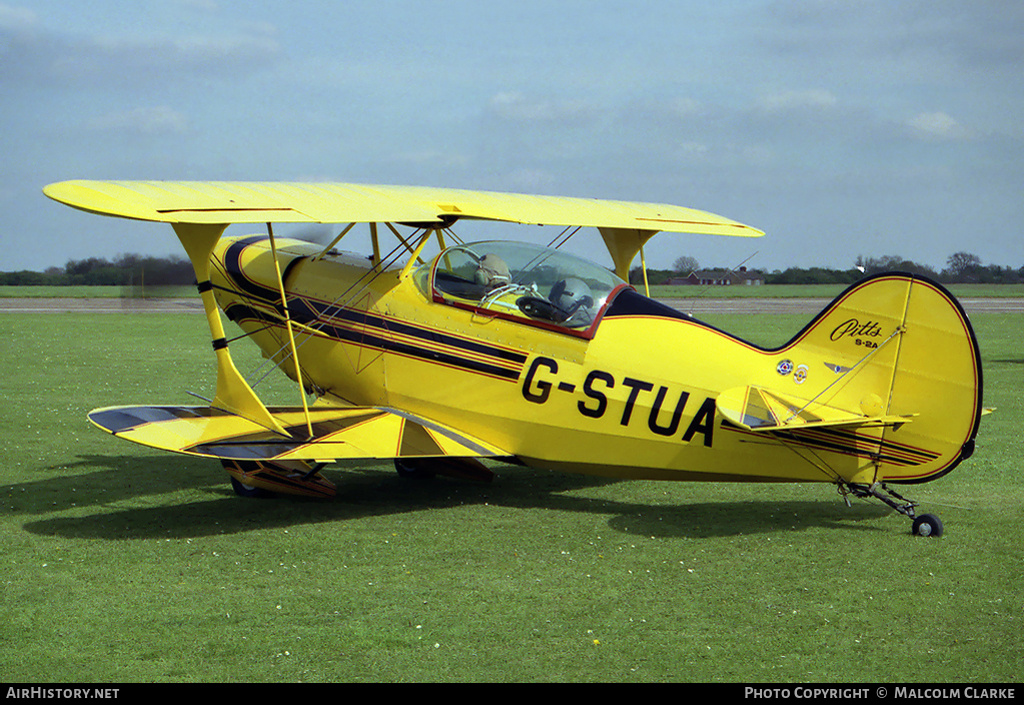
[830,318,885,348]
[521,356,715,447]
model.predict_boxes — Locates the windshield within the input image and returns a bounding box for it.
[419,240,626,332]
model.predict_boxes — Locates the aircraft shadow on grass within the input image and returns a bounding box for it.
[14,454,888,541]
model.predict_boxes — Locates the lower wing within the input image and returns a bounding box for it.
[88,404,510,463]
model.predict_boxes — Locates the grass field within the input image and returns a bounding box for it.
[0,308,1020,683]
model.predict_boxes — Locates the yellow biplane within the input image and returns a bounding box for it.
[44,180,983,537]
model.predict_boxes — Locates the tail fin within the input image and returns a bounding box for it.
[758,273,982,485]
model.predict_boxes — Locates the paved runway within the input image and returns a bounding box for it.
[2,296,1021,314]
[0,297,205,313]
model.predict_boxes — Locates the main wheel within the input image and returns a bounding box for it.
[230,476,278,499]
[911,513,944,537]
[394,458,436,480]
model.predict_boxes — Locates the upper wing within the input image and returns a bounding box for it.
[42,180,763,237]
[88,404,510,463]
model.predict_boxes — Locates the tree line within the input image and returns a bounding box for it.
[0,254,195,286]
[1,250,1021,287]
[630,252,1023,287]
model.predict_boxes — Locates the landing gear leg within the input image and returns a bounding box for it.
[394,457,495,483]
[222,459,336,499]
[839,481,943,537]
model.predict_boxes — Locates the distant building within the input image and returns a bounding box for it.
[669,267,764,286]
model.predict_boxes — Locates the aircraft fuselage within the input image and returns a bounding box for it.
[210,234,980,488]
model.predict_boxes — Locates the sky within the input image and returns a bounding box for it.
[2,0,1022,274]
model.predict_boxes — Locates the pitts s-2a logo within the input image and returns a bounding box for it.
[521,356,715,447]
[830,318,885,348]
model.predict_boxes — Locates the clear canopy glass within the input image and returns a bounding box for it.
[418,240,626,331]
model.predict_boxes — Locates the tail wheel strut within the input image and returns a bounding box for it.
[839,481,943,537]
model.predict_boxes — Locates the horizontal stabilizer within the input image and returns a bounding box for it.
[717,386,915,432]
[88,405,509,463]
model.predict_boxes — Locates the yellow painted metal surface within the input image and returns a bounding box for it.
[42,180,761,234]
[88,405,508,462]
[200,235,981,486]
[45,180,981,493]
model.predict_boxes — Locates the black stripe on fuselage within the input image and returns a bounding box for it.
[221,236,527,372]
[294,297,528,365]
[223,235,282,302]
[226,302,524,381]
[764,425,939,467]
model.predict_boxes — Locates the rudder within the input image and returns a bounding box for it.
[779,273,982,485]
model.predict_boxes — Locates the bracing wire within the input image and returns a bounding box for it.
[546,225,580,250]
[684,250,760,316]
[244,224,434,392]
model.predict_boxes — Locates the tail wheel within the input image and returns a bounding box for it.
[840,482,945,538]
[912,513,944,538]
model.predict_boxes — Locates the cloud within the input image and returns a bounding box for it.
[87,106,190,136]
[53,34,281,84]
[757,89,838,113]
[0,2,35,31]
[906,111,971,141]
[177,0,220,12]
[0,7,280,89]
[753,0,1024,99]
[487,92,597,124]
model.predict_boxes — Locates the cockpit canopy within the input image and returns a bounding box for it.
[416,240,627,335]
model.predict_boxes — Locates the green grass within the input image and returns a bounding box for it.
[1,312,1020,683]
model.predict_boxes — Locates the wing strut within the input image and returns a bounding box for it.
[266,222,314,439]
[311,222,357,262]
[598,227,658,282]
[172,223,289,436]
[639,244,651,297]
